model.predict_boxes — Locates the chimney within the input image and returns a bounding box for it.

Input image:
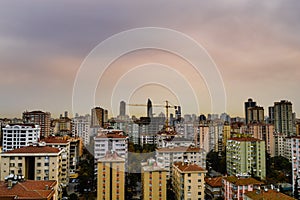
[7,180,13,189]
[45,185,49,190]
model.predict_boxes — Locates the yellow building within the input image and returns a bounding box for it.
[141,158,167,200]
[172,162,207,200]
[0,144,63,198]
[97,151,125,200]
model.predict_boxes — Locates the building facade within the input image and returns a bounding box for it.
[226,138,266,180]
[2,124,40,152]
[172,162,207,200]
[23,111,51,138]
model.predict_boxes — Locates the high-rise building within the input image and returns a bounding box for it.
[247,106,264,124]
[245,98,257,124]
[268,106,275,124]
[2,124,40,152]
[97,151,125,200]
[23,111,51,138]
[291,136,300,195]
[172,162,207,200]
[226,138,266,180]
[119,101,126,116]
[273,100,295,136]
[147,98,153,118]
[91,107,107,128]
[72,114,91,146]
[141,158,167,200]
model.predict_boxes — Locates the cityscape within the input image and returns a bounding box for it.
[1,1,300,200]
[0,98,300,200]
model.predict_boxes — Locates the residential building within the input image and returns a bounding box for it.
[156,146,206,179]
[226,138,266,180]
[23,110,51,138]
[291,136,300,195]
[41,136,70,186]
[0,180,58,200]
[141,158,167,200]
[194,124,210,153]
[94,129,128,172]
[244,189,295,200]
[0,144,64,195]
[273,100,295,136]
[172,162,207,200]
[69,137,82,173]
[205,177,223,200]
[223,175,263,200]
[72,114,91,146]
[91,107,107,128]
[2,124,40,152]
[245,98,257,124]
[97,151,125,200]
[247,106,264,124]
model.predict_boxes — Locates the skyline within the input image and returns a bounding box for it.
[1,0,300,118]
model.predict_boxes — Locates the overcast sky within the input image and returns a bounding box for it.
[1,0,300,118]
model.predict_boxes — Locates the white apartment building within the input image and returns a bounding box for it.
[72,115,90,146]
[291,136,300,195]
[156,146,206,179]
[2,124,40,152]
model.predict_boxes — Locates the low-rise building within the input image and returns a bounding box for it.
[205,177,223,200]
[172,162,207,200]
[0,179,58,200]
[223,175,263,200]
[244,189,295,200]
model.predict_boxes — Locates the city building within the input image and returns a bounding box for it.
[291,136,300,195]
[244,189,296,200]
[248,123,275,157]
[119,101,126,116]
[194,124,210,153]
[273,100,295,136]
[205,177,223,200]
[0,179,58,200]
[141,158,167,200]
[223,175,263,200]
[72,114,91,146]
[97,151,125,200]
[41,136,70,186]
[2,124,40,152]
[91,107,108,128]
[226,138,266,180]
[68,137,82,174]
[245,98,257,124]
[0,144,64,195]
[247,106,264,124]
[23,110,51,138]
[172,162,207,200]
[94,129,128,172]
[156,146,206,179]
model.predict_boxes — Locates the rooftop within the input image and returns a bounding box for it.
[245,189,295,200]
[95,133,127,139]
[229,137,262,142]
[4,145,60,154]
[0,180,56,200]
[205,177,223,187]
[156,146,202,153]
[41,136,69,144]
[173,162,206,172]
[223,176,263,186]
[98,151,125,163]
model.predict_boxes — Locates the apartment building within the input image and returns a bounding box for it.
[141,158,167,200]
[223,175,263,200]
[226,138,266,180]
[172,162,207,200]
[97,151,125,200]
[2,124,40,152]
[156,146,206,179]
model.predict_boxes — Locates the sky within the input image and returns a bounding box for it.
[0,0,300,118]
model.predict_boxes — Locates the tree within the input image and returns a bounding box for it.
[69,193,79,200]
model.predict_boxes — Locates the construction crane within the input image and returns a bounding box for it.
[128,100,179,129]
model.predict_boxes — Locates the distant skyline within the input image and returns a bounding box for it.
[1,0,300,118]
